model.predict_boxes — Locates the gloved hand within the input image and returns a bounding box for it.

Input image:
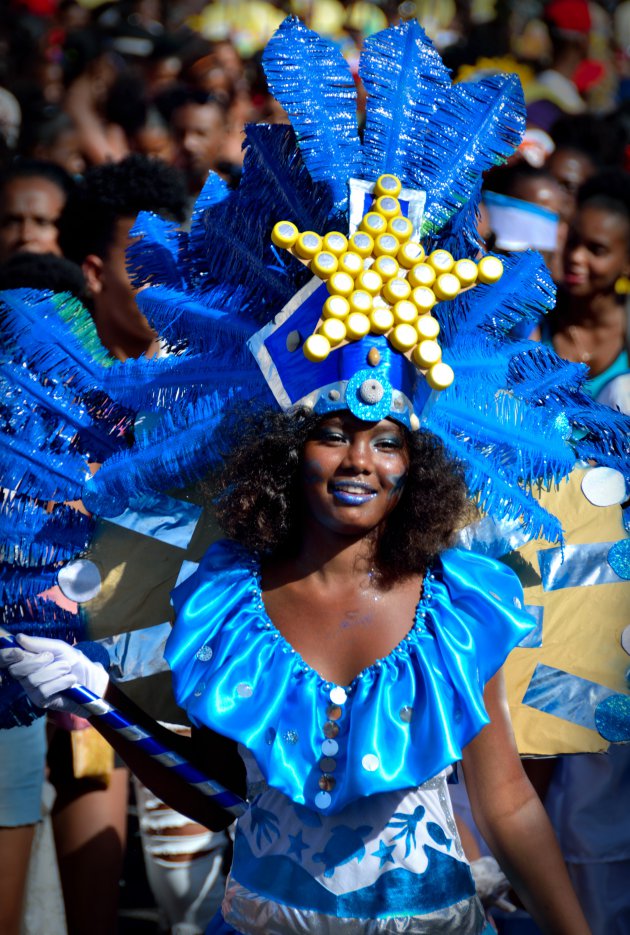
[0,634,109,715]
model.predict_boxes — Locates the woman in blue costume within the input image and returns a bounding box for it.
[1,15,624,935]
[0,401,592,934]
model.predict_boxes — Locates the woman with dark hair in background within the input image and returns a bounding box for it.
[539,170,630,400]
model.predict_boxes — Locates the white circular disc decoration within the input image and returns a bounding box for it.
[621,625,630,656]
[329,686,347,705]
[362,753,380,772]
[581,467,627,508]
[57,559,102,603]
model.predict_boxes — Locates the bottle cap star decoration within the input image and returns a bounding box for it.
[271,174,504,394]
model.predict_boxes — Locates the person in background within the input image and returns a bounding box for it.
[537,169,629,399]
[58,152,231,934]
[0,159,75,265]
[482,161,565,281]
[546,113,625,224]
[168,88,229,196]
[0,249,88,935]
[18,107,86,177]
[58,153,187,360]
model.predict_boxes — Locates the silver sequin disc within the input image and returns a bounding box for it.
[329,686,347,705]
[315,791,332,809]
[321,739,339,756]
[196,645,213,662]
[236,682,253,698]
[362,753,379,772]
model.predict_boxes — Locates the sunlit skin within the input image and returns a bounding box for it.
[300,413,409,539]
[550,203,629,376]
[172,102,227,191]
[82,216,159,361]
[0,178,65,263]
[562,204,630,298]
[261,413,421,687]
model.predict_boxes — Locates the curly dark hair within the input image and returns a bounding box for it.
[58,154,188,263]
[211,407,470,583]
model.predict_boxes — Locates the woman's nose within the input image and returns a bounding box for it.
[341,438,371,471]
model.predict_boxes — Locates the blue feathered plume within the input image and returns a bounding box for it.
[359,20,449,188]
[263,17,360,213]
[0,495,94,567]
[420,74,525,235]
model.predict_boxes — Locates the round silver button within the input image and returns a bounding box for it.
[329,687,347,705]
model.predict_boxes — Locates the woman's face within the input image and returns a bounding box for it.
[563,203,630,298]
[301,412,409,537]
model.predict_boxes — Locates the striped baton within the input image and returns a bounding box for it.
[0,627,247,818]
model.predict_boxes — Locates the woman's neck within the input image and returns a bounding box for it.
[556,290,624,330]
[287,522,376,587]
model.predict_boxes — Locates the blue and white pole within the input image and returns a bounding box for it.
[0,627,247,818]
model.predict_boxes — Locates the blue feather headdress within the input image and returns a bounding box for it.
[0,17,628,721]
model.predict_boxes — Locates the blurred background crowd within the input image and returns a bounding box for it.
[0,1,628,935]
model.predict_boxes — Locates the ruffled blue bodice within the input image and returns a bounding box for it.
[166,540,532,814]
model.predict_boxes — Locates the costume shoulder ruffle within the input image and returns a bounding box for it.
[165,540,533,814]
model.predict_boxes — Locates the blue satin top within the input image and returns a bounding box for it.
[166,540,533,815]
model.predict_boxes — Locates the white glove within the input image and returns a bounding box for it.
[0,634,109,714]
[470,856,516,912]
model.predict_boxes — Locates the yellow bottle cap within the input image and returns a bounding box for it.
[348,231,374,258]
[426,361,455,390]
[390,323,418,352]
[327,271,355,297]
[373,195,400,219]
[412,339,442,369]
[369,307,394,334]
[416,315,440,340]
[271,220,299,249]
[360,212,387,236]
[372,255,399,281]
[294,230,323,259]
[323,295,350,320]
[348,290,373,315]
[433,273,460,301]
[323,231,348,256]
[382,277,411,304]
[338,251,364,276]
[407,263,436,288]
[398,241,425,268]
[374,174,402,198]
[320,317,346,346]
[393,300,418,325]
[356,268,383,296]
[373,233,400,258]
[453,258,478,286]
[411,286,436,313]
[427,249,455,273]
[311,251,339,279]
[388,215,413,241]
[477,255,504,284]
[346,312,371,340]
[303,333,331,362]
